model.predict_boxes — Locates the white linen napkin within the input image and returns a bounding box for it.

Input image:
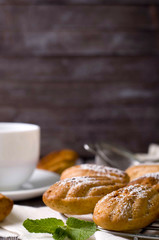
[0,204,130,240]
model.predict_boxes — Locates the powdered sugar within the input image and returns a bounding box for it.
[125,184,149,197]
[98,184,151,219]
[80,164,124,176]
[100,184,149,204]
[58,176,99,186]
[137,172,159,180]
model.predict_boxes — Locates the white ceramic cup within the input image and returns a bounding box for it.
[0,123,40,191]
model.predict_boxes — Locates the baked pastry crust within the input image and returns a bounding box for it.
[37,149,78,174]
[93,184,159,231]
[0,194,13,221]
[126,164,159,181]
[43,176,126,215]
[60,164,129,183]
[128,172,159,187]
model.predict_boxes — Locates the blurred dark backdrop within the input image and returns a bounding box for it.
[0,0,159,157]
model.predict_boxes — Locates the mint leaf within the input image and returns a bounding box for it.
[66,217,97,240]
[53,227,67,240]
[23,218,64,234]
[23,217,97,240]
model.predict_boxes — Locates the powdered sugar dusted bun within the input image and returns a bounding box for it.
[60,164,129,183]
[93,184,159,231]
[128,172,159,189]
[126,164,159,181]
[43,176,126,215]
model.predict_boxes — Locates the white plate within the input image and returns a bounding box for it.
[1,169,60,201]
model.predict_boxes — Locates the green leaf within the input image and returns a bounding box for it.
[23,218,64,234]
[66,217,97,240]
[23,217,97,240]
[53,226,68,240]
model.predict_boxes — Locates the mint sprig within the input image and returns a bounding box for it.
[23,218,64,234]
[53,227,67,240]
[23,217,97,240]
[66,217,96,240]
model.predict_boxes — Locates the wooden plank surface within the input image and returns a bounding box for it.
[0,81,158,108]
[0,105,158,155]
[0,6,157,31]
[0,31,158,57]
[0,56,158,155]
[0,2,158,156]
[0,57,158,82]
[0,70,158,155]
[0,5,158,57]
[0,0,159,5]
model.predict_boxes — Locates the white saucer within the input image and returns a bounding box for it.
[1,169,60,201]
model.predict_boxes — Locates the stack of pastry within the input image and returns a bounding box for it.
[43,163,159,232]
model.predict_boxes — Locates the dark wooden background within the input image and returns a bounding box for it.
[0,0,159,157]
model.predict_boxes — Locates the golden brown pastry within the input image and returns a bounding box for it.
[128,172,159,188]
[37,149,78,174]
[43,176,126,215]
[0,194,13,221]
[60,164,129,183]
[126,164,159,181]
[93,184,159,231]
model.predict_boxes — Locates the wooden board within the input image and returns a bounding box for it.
[0,106,158,156]
[0,31,158,56]
[0,56,158,155]
[0,6,157,31]
[0,57,158,82]
[0,2,158,157]
[0,0,159,5]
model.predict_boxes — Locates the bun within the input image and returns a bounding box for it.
[0,194,13,221]
[43,176,126,215]
[128,172,159,189]
[37,149,78,174]
[93,184,159,231]
[60,164,129,183]
[126,164,159,181]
